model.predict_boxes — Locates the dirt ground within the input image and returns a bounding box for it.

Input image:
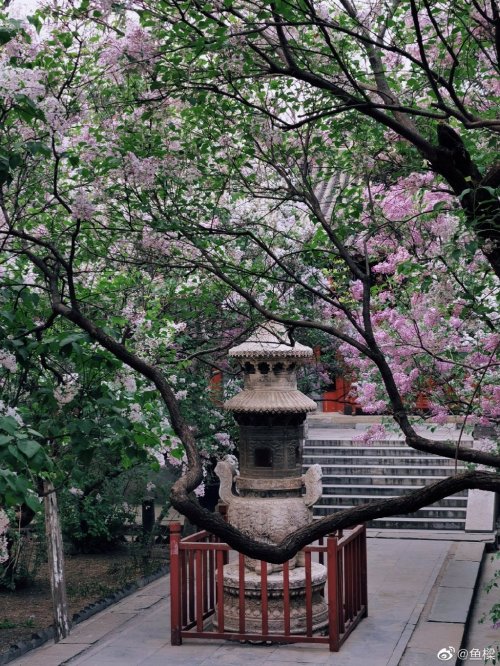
[0,546,168,656]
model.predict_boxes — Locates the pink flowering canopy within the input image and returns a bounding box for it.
[0,0,498,557]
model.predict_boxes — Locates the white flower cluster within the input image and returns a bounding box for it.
[53,374,80,406]
[0,400,23,426]
[0,510,10,565]
[0,350,17,373]
[128,403,143,423]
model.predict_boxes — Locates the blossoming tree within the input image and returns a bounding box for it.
[0,0,498,566]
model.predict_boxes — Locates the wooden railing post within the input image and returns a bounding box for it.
[170,522,182,645]
[327,533,340,652]
[360,524,368,617]
[218,504,229,564]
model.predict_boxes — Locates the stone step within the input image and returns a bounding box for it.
[313,514,466,530]
[303,454,465,467]
[310,439,416,446]
[303,446,428,460]
[304,457,465,477]
[308,437,471,446]
[370,517,465,530]
[320,475,458,486]
[304,445,463,454]
[303,434,471,530]
[320,494,468,508]
[322,484,469,497]
[314,504,467,519]
[308,464,458,476]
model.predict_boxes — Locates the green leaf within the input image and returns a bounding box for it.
[18,439,42,459]
[27,14,43,33]
[25,493,42,512]
[57,32,73,48]
[26,141,51,158]
[0,28,15,46]
[59,332,87,347]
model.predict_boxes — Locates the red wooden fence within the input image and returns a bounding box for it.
[170,523,367,652]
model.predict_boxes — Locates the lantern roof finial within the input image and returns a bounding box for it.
[228,322,313,360]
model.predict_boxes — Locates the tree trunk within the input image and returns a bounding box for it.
[43,481,70,642]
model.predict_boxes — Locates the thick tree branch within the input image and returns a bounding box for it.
[172,471,499,563]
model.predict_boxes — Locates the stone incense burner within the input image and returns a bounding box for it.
[214,323,328,634]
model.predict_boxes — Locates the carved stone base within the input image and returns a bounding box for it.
[214,562,329,635]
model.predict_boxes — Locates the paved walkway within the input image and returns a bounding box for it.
[10,536,496,666]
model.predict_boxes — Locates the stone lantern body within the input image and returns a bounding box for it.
[215,323,328,633]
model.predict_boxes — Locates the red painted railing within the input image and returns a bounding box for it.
[170,524,367,652]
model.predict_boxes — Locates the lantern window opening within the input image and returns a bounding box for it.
[254,447,273,467]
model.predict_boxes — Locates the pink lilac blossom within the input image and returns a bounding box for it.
[39,95,73,134]
[214,432,231,446]
[0,67,46,98]
[350,280,364,301]
[121,302,146,328]
[128,403,143,423]
[194,482,205,497]
[372,247,410,275]
[474,438,497,454]
[31,224,49,239]
[427,403,450,425]
[71,192,95,221]
[483,334,500,352]
[354,423,387,444]
[119,373,137,393]
[123,153,160,189]
[123,25,157,64]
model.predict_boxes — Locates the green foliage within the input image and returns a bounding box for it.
[481,552,500,632]
[0,509,45,590]
[59,479,136,553]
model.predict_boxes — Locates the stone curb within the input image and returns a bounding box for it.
[398,542,487,665]
[0,565,169,666]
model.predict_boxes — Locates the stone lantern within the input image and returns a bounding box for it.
[215,323,328,633]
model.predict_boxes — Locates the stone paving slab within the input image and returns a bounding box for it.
[463,551,500,658]
[60,612,138,644]
[8,642,92,666]
[454,542,486,561]
[367,529,495,542]
[407,622,464,649]
[109,594,164,612]
[440,560,481,589]
[400,540,488,665]
[7,538,457,666]
[429,586,474,623]
[400,648,446,666]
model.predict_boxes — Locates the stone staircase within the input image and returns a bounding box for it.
[303,426,470,530]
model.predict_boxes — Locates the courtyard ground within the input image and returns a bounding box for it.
[6,534,498,666]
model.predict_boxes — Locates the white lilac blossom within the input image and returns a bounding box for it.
[128,403,143,423]
[0,401,24,426]
[71,191,96,221]
[0,351,17,373]
[0,510,9,565]
[53,374,80,406]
